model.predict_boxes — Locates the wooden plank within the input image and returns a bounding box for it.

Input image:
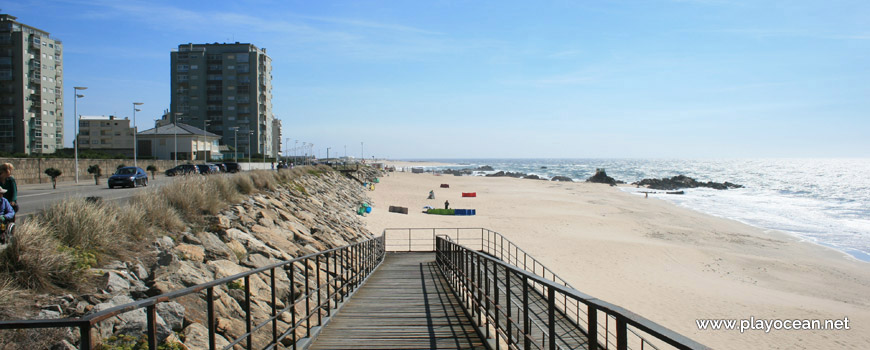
[310,253,487,350]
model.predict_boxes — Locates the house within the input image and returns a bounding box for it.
[137,122,221,161]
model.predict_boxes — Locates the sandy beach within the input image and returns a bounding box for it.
[362,167,870,349]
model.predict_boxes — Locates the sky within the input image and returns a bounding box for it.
[5,0,869,159]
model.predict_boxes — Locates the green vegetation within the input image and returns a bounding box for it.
[88,164,102,185]
[146,165,158,179]
[44,168,62,189]
[0,165,335,297]
[227,280,244,290]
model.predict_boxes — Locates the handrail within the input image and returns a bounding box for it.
[0,235,386,350]
[436,235,709,350]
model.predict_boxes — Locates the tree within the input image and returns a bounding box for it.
[146,165,158,180]
[44,168,61,189]
[87,165,102,185]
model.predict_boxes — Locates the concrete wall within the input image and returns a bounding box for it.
[0,157,277,184]
[1,158,178,184]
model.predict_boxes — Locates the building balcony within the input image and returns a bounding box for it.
[30,76,41,84]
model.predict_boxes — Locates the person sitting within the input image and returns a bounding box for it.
[0,188,14,244]
[0,163,17,216]
[428,190,435,199]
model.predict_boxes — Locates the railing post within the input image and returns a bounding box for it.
[147,305,157,350]
[588,304,598,350]
[305,257,311,338]
[340,248,346,303]
[484,258,490,339]
[408,228,412,251]
[79,323,92,350]
[290,263,297,350]
[523,275,530,350]
[476,253,482,327]
[500,235,504,261]
[271,268,278,347]
[207,287,216,350]
[548,286,556,350]
[506,265,512,347]
[244,276,252,350]
[316,254,322,327]
[494,262,500,349]
[617,315,628,350]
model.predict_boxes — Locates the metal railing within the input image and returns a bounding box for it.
[383,228,707,350]
[0,235,385,350]
[436,235,709,350]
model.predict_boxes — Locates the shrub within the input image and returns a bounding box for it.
[0,218,79,290]
[0,276,22,318]
[248,171,277,191]
[159,176,225,223]
[130,192,185,233]
[146,165,158,179]
[37,198,116,254]
[88,164,102,185]
[233,174,256,195]
[44,168,62,189]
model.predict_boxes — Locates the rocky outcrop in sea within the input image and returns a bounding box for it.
[585,168,622,186]
[634,175,743,190]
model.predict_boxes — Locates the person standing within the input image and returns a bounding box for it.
[444,200,450,210]
[0,163,17,215]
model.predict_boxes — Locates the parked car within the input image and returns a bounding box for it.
[222,162,241,173]
[207,164,220,173]
[211,163,227,173]
[195,164,213,174]
[108,167,148,188]
[165,164,198,176]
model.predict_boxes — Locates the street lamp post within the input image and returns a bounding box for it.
[201,118,210,162]
[361,142,364,163]
[230,127,239,162]
[73,86,87,183]
[132,102,143,167]
[174,113,183,166]
[247,131,253,163]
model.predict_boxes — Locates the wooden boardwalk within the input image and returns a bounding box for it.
[310,252,487,350]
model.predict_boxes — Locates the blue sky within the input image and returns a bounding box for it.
[6,0,869,158]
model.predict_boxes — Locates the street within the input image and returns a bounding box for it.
[16,175,173,218]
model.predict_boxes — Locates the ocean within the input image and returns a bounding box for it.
[410,158,870,262]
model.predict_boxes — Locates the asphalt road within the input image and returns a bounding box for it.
[15,175,174,218]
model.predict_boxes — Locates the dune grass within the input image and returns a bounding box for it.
[0,167,333,299]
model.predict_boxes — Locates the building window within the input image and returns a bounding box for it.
[191,65,198,70]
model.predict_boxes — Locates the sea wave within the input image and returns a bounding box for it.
[411,158,870,262]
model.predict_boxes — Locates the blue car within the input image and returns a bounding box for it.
[108,167,148,188]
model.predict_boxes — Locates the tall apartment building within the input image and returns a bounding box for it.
[169,43,278,159]
[0,14,63,154]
